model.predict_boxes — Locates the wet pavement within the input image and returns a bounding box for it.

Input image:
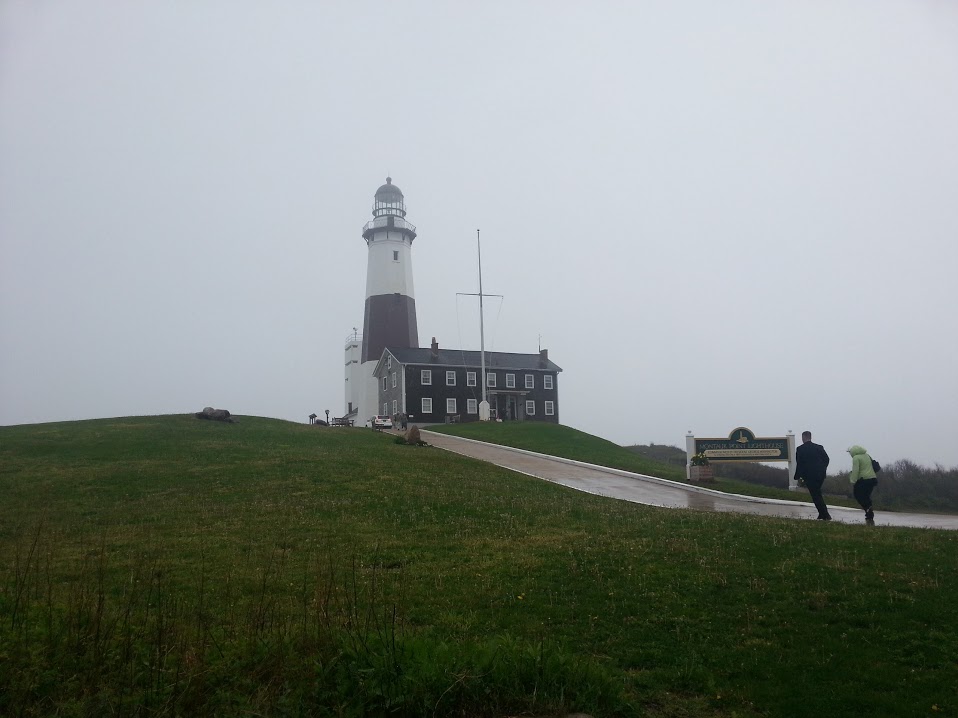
[422,430,958,531]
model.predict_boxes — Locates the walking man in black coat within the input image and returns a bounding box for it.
[795,430,831,521]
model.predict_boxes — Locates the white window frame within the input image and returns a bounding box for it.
[525,374,534,389]
[382,377,387,392]
[383,403,388,416]
[544,375,553,390]
[446,398,457,414]
[392,399,398,415]
[525,400,536,416]
[446,371,456,386]
[421,370,432,385]
[422,397,433,414]
[506,373,515,388]
[387,356,392,369]
[487,372,496,388]
[467,371,477,387]
[545,400,554,416]
[467,398,478,414]
[391,372,397,388]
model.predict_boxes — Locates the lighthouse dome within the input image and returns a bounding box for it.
[375,177,403,199]
[372,176,406,218]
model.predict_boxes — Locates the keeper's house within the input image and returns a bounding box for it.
[372,338,561,424]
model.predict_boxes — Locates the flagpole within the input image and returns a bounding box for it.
[477,228,486,410]
[456,232,500,421]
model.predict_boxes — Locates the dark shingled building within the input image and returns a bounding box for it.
[373,338,561,424]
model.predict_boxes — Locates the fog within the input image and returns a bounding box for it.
[2,1,957,471]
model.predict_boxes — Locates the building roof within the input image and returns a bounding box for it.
[383,347,562,373]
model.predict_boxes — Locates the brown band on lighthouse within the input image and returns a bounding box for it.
[361,294,419,363]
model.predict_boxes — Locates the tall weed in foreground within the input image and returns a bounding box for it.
[0,523,626,717]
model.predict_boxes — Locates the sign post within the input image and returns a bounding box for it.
[687,427,798,490]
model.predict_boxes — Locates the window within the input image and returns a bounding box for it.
[382,377,387,392]
[421,370,432,385]
[525,400,536,416]
[544,375,553,390]
[486,372,496,387]
[446,371,456,386]
[467,371,476,387]
[525,374,534,389]
[446,398,457,414]
[392,400,398,415]
[393,251,399,260]
[467,398,478,414]
[391,372,397,388]
[422,397,433,413]
[383,403,388,415]
[506,373,515,388]
[387,356,392,369]
[545,401,554,416]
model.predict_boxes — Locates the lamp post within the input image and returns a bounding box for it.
[325,409,330,425]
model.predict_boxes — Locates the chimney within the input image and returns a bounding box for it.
[431,337,439,361]
[538,348,548,368]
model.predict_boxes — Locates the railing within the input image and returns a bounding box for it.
[362,216,417,234]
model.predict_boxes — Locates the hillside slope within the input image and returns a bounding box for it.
[429,421,686,480]
[2,415,958,717]
[429,421,814,502]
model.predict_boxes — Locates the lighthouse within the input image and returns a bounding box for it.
[345,177,420,423]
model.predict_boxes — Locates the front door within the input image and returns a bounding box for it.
[504,395,523,421]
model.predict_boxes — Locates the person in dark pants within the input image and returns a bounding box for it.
[794,430,831,521]
[847,445,878,524]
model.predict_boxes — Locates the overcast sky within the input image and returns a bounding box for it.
[2,1,957,471]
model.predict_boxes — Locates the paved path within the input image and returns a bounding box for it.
[422,430,958,531]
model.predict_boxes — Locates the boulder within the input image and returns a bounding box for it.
[404,425,427,445]
[195,407,234,423]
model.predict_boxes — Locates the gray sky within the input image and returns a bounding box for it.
[2,1,957,471]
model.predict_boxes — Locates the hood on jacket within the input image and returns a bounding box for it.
[847,445,868,456]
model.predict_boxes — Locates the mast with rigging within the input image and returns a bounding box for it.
[457,228,502,420]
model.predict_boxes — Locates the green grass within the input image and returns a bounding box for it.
[2,416,958,716]
[429,421,687,480]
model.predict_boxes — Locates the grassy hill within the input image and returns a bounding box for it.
[429,421,687,480]
[2,416,958,716]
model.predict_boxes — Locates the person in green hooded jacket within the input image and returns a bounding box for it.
[847,445,878,523]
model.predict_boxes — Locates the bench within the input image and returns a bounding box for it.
[330,417,354,427]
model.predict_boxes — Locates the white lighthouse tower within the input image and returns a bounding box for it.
[345,177,419,423]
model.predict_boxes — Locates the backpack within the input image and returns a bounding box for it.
[871,458,881,473]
